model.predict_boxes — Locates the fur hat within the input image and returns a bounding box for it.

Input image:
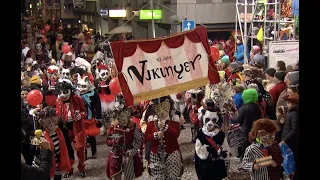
[30,75,41,85]
[287,71,299,85]
[265,68,276,77]
[230,62,239,71]
[283,94,299,104]
[274,71,286,81]
[220,55,230,65]
[242,88,258,104]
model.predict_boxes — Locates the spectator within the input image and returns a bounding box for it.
[276,60,286,72]
[269,71,287,105]
[233,85,244,110]
[234,37,250,64]
[265,68,277,91]
[21,140,53,180]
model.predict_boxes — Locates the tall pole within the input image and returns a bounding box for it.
[243,0,248,64]
[150,0,156,38]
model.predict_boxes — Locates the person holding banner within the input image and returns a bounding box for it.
[144,96,184,180]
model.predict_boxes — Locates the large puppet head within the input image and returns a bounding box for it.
[61,68,71,79]
[77,74,94,95]
[151,96,174,120]
[111,106,133,127]
[187,88,205,105]
[38,106,59,133]
[55,79,74,101]
[200,100,221,137]
[95,63,109,81]
[47,65,60,81]
[248,118,279,147]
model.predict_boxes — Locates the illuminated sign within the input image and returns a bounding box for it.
[109,10,127,18]
[139,10,162,20]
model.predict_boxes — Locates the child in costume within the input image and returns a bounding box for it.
[55,79,87,178]
[144,96,184,180]
[242,118,283,180]
[106,106,143,180]
[186,89,205,143]
[194,100,228,180]
[76,74,102,159]
[37,106,71,180]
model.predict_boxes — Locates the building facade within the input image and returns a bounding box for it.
[105,0,238,39]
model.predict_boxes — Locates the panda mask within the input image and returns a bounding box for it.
[202,110,220,137]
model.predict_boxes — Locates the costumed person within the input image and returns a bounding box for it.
[95,63,116,135]
[194,100,228,180]
[60,51,75,69]
[76,74,102,159]
[186,89,205,143]
[37,106,71,180]
[106,106,143,180]
[35,43,44,65]
[170,92,187,129]
[55,79,87,177]
[43,65,59,107]
[74,57,92,74]
[144,96,184,180]
[54,34,64,61]
[242,118,283,180]
[132,104,144,157]
[61,68,71,80]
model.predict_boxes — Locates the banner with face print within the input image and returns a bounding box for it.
[111,26,220,106]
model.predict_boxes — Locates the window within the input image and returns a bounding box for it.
[64,3,73,13]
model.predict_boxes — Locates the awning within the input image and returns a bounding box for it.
[107,25,132,34]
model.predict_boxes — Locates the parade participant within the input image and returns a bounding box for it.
[43,65,59,107]
[95,63,116,134]
[60,51,75,69]
[194,101,228,180]
[28,61,44,78]
[242,118,283,180]
[54,34,64,61]
[144,96,184,180]
[170,92,187,129]
[132,104,144,157]
[106,106,143,180]
[76,74,102,159]
[55,79,87,177]
[35,43,44,64]
[61,68,71,80]
[74,57,92,74]
[37,106,71,180]
[186,89,205,143]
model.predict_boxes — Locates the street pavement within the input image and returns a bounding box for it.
[66,124,243,180]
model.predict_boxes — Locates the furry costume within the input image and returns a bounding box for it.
[186,89,205,143]
[43,65,59,107]
[55,79,87,177]
[37,106,71,179]
[106,107,143,180]
[77,74,102,159]
[194,103,228,180]
[241,119,283,180]
[144,96,184,180]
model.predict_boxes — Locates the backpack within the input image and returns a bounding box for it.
[280,143,295,175]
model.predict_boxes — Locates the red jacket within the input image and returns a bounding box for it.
[44,128,71,177]
[56,94,87,149]
[269,82,287,105]
[145,116,180,154]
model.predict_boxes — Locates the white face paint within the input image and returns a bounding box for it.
[61,68,71,79]
[36,43,42,50]
[59,89,71,101]
[77,75,92,95]
[202,111,220,137]
[47,65,60,80]
[98,69,109,81]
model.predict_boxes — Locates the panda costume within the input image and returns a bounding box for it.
[194,100,228,180]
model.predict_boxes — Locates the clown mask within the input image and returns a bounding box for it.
[59,89,71,101]
[47,65,60,81]
[117,109,132,126]
[202,111,220,137]
[154,99,171,120]
[77,74,92,95]
[256,130,275,148]
[61,68,71,79]
[98,69,109,82]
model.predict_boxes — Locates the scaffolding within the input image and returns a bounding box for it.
[235,0,296,64]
